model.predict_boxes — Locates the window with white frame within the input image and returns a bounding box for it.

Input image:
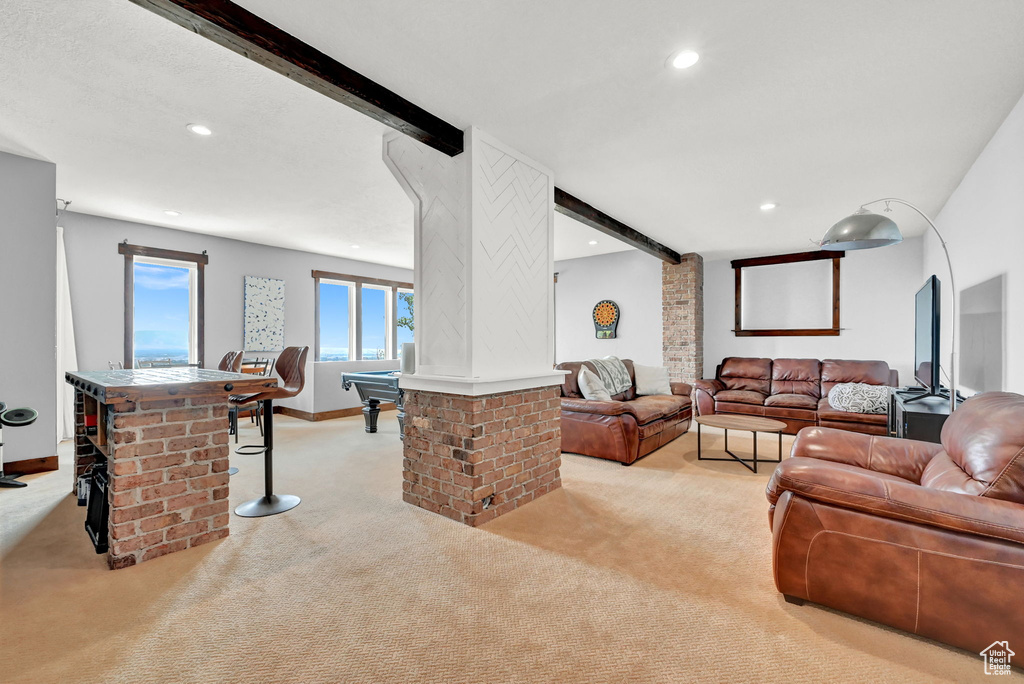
[313,270,413,362]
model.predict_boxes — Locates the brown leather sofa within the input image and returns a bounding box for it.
[556,360,692,465]
[766,392,1024,654]
[694,357,898,435]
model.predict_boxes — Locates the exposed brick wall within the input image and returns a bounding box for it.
[663,253,704,384]
[99,397,231,569]
[402,386,561,526]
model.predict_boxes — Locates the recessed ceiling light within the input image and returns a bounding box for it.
[670,50,700,70]
[350,244,360,249]
[760,203,777,211]
[163,210,181,217]
[588,240,598,245]
[187,123,212,136]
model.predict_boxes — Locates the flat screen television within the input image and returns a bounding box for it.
[914,275,941,393]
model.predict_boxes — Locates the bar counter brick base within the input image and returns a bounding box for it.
[402,386,562,526]
[74,394,232,569]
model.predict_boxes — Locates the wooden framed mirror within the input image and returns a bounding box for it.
[731,249,844,337]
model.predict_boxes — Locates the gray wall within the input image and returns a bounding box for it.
[926,89,1024,394]
[704,237,924,385]
[61,212,412,414]
[554,250,664,367]
[0,151,57,464]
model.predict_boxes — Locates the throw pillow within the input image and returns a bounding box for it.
[578,366,613,401]
[634,364,673,396]
[827,383,893,414]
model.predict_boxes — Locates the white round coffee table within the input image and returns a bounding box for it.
[696,414,787,474]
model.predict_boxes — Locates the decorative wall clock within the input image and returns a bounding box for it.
[593,300,620,339]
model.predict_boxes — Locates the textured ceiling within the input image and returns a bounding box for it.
[3,1,1024,267]
[232,0,1024,259]
[0,0,628,269]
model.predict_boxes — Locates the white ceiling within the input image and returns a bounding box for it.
[3,1,1024,267]
[0,0,630,269]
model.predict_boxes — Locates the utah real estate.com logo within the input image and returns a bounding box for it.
[981,641,1015,676]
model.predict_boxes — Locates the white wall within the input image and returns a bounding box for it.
[0,151,57,463]
[926,90,1024,395]
[554,249,663,367]
[704,237,923,384]
[61,211,412,414]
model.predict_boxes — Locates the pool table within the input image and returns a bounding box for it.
[341,370,405,440]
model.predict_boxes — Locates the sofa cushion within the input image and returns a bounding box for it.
[627,395,690,424]
[820,359,892,396]
[716,389,767,406]
[827,383,892,414]
[817,398,888,426]
[770,358,821,398]
[764,393,818,410]
[634,364,672,396]
[578,366,612,401]
[719,357,772,394]
[556,360,636,400]
[716,402,766,416]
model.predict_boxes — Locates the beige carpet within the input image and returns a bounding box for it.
[0,414,1002,683]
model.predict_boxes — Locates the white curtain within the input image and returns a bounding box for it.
[56,225,78,441]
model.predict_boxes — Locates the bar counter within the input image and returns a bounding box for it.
[66,368,277,569]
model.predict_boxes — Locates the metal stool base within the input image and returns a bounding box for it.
[235,494,301,518]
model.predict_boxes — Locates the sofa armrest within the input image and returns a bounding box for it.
[694,379,724,395]
[670,382,692,397]
[768,457,1024,545]
[791,426,942,483]
[560,398,632,417]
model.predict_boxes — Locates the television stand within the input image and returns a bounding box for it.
[889,389,964,443]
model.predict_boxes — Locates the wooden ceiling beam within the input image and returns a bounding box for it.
[129,0,682,263]
[554,188,681,264]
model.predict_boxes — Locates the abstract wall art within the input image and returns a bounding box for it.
[243,276,285,351]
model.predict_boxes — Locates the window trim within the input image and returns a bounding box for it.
[120,242,207,368]
[312,269,413,363]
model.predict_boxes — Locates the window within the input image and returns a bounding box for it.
[318,279,354,361]
[312,270,412,362]
[120,243,206,368]
[361,284,391,360]
[397,288,414,359]
[133,260,197,366]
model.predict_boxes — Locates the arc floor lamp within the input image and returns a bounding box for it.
[819,198,958,414]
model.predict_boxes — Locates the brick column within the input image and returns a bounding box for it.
[105,397,230,569]
[403,387,561,526]
[385,128,565,526]
[663,253,704,383]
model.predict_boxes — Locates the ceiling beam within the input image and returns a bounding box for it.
[129,0,682,263]
[555,188,681,264]
[127,0,465,156]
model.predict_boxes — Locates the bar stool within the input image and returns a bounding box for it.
[217,350,244,474]
[231,346,308,517]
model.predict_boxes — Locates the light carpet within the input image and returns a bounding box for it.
[0,414,1002,683]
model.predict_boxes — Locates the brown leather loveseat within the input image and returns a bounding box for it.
[556,360,692,465]
[694,357,898,435]
[766,392,1024,654]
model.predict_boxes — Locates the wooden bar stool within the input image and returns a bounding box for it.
[231,346,308,517]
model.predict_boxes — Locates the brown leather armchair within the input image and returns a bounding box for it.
[766,392,1024,654]
[557,360,692,465]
